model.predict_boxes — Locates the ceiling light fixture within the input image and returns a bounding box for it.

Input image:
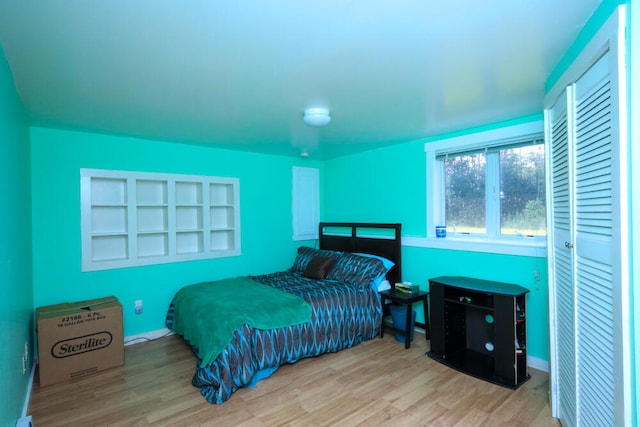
[303,107,331,127]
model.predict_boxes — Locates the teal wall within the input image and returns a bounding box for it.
[5,0,633,423]
[545,0,627,92]
[0,46,33,426]
[30,127,322,337]
[323,115,550,363]
[323,140,428,236]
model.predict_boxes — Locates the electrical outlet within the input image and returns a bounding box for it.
[21,341,28,374]
[134,300,143,315]
[533,270,541,290]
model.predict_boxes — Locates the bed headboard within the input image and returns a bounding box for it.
[318,222,402,286]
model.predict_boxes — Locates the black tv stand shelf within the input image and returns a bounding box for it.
[427,276,530,389]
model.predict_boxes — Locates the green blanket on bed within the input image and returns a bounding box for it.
[171,276,312,367]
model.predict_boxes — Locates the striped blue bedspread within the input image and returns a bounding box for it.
[166,269,382,404]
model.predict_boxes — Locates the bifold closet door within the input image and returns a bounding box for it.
[572,50,623,427]
[547,87,577,426]
[546,45,627,426]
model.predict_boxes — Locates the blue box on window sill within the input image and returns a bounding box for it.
[436,226,447,238]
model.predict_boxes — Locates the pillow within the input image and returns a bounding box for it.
[353,253,395,289]
[291,246,341,272]
[303,255,337,280]
[326,252,390,290]
[353,253,394,271]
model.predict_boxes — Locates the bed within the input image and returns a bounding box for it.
[166,222,402,404]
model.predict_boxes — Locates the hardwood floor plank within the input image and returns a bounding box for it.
[455,407,490,426]
[29,333,560,426]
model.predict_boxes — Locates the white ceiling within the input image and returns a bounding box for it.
[0,1,601,159]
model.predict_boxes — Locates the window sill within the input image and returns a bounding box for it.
[293,233,318,241]
[401,236,547,258]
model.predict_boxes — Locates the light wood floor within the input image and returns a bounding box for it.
[29,333,560,426]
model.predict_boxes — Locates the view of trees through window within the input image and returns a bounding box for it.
[443,144,546,236]
[444,153,486,233]
[499,145,546,235]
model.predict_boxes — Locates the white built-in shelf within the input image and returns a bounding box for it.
[81,169,240,271]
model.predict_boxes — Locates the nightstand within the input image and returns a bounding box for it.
[379,289,430,349]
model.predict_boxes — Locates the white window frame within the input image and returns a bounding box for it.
[81,168,241,271]
[292,166,320,241]
[416,121,547,258]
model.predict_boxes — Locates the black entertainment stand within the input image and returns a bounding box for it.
[427,276,530,389]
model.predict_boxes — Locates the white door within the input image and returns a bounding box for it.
[546,87,577,427]
[573,50,620,427]
[574,46,630,425]
[545,8,630,425]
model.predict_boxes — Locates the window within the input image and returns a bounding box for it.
[424,121,546,253]
[81,169,240,271]
[441,143,546,237]
[292,166,319,240]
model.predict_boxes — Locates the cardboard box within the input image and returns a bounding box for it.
[36,296,124,386]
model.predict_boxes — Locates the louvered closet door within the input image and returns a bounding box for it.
[547,90,577,427]
[545,8,629,425]
[547,47,627,426]
[573,50,623,427]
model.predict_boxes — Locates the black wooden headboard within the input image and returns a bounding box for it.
[318,222,402,286]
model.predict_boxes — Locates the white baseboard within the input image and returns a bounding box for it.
[527,355,549,372]
[15,415,32,427]
[417,328,549,373]
[21,358,36,418]
[391,319,550,373]
[124,328,174,346]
